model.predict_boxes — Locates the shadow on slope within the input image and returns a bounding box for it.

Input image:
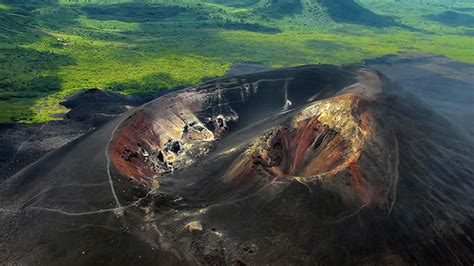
[81,2,281,34]
[81,3,187,23]
[315,0,398,26]
[426,10,474,26]
[257,0,399,27]
[259,0,303,18]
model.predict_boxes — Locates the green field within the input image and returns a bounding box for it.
[0,0,473,122]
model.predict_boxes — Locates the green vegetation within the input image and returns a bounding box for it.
[0,0,473,122]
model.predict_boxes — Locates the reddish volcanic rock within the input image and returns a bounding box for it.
[109,91,216,185]
[224,94,377,206]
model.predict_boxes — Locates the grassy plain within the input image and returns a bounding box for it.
[0,0,473,122]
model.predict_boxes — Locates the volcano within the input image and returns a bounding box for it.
[1,65,473,265]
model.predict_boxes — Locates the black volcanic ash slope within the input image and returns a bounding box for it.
[0,65,473,265]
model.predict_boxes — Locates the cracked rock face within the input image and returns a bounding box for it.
[1,65,473,265]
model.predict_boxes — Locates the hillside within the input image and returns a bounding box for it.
[258,0,397,26]
[0,0,473,122]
